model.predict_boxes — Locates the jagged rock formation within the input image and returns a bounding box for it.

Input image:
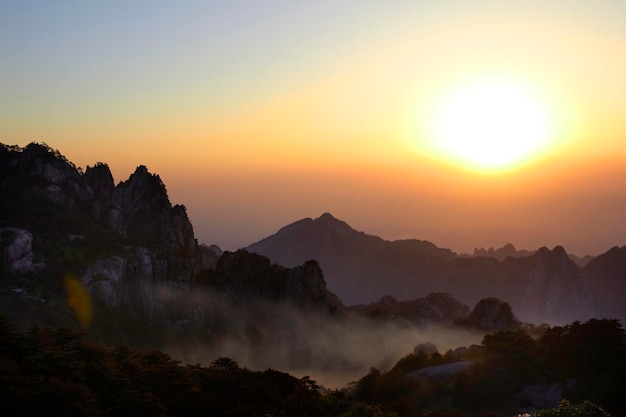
[519,246,592,325]
[350,293,469,326]
[0,142,345,327]
[470,243,593,266]
[201,250,343,313]
[0,142,93,208]
[472,243,534,261]
[0,143,211,320]
[462,297,520,331]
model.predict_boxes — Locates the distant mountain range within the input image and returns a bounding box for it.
[2,142,624,345]
[470,242,595,266]
[247,212,626,325]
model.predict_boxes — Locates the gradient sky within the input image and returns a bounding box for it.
[2,1,625,256]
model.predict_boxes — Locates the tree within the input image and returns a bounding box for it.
[281,376,326,417]
[209,356,240,372]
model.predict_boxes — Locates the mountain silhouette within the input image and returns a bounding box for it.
[2,143,624,330]
[247,213,625,325]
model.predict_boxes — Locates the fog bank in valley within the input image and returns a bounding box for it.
[159,287,485,389]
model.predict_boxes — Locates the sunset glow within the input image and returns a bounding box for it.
[1,1,626,255]
[428,77,555,172]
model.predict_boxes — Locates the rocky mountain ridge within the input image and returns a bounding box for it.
[470,242,594,267]
[0,143,340,329]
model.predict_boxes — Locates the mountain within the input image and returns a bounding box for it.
[247,213,625,325]
[471,242,595,267]
[583,246,626,323]
[0,143,339,333]
[246,213,457,305]
[472,242,534,261]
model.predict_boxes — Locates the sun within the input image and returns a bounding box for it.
[428,77,555,172]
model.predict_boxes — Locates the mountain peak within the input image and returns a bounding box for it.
[313,212,355,233]
[246,213,385,269]
[317,212,337,221]
[132,164,150,176]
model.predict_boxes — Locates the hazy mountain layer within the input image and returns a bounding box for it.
[247,213,625,325]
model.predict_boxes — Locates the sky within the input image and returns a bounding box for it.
[1,0,625,256]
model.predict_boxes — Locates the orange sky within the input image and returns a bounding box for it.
[2,1,625,256]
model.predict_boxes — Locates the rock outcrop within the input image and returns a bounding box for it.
[350,292,470,326]
[0,228,45,273]
[463,297,520,331]
[414,342,439,355]
[205,250,343,313]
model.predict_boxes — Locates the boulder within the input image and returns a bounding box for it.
[414,342,439,355]
[0,228,45,273]
[465,297,520,331]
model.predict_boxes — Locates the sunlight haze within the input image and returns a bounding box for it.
[427,76,556,171]
[2,0,626,256]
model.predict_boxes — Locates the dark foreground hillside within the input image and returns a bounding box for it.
[350,318,625,416]
[0,314,394,417]
[1,315,623,417]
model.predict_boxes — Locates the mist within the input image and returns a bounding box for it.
[157,286,485,390]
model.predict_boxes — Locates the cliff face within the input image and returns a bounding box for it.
[206,250,343,313]
[0,142,340,326]
[519,246,593,325]
[0,143,206,320]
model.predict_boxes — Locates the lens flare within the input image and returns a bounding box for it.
[64,276,92,328]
